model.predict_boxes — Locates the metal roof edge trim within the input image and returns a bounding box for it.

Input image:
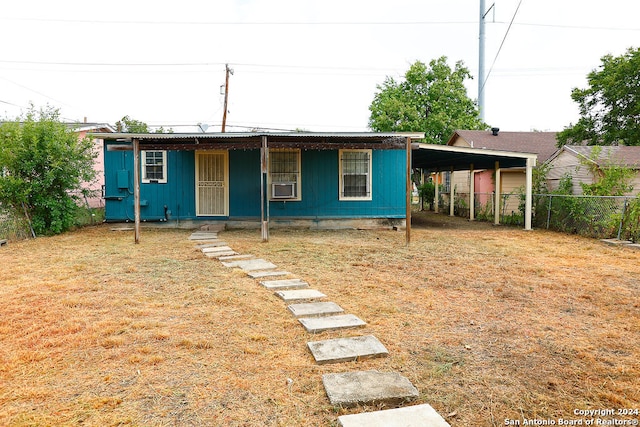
[417,143,538,159]
[90,131,426,140]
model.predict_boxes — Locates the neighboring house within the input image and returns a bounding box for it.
[0,120,114,209]
[446,129,559,214]
[94,132,422,229]
[545,145,640,195]
[66,122,116,208]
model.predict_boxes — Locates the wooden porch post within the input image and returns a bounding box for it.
[494,161,501,225]
[406,137,411,246]
[132,138,141,244]
[261,136,269,242]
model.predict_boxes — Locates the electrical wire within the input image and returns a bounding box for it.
[481,0,523,93]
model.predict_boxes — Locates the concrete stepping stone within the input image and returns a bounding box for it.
[201,246,234,253]
[218,254,255,261]
[322,371,418,408]
[189,232,218,240]
[307,335,388,365]
[298,314,365,333]
[275,289,326,302]
[337,404,450,427]
[288,302,344,318]
[260,279,309,290]
[195,241,228,249]
[247,271,291,279]
[222,259,277,271]
[204,251,238,258]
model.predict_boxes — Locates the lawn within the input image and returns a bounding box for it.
[1,212,639,426]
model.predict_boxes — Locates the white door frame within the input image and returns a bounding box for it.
[195,150,229,216]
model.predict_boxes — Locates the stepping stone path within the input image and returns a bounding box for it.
[274,289,327,302]
[337,404,451,427]
[202,246,238,258]
[307,335,388,364]
[298,314,366,333]
[288,301,343,317]
[260,278,309,290]
[247,270,291,279]
[323,371,419,408]
[219,254,255,261]
[189,228,450,426]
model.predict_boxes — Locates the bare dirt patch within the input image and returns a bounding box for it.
[1,213,638,426]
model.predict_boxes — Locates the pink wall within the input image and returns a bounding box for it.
[474,170,495,207]
[77,130,105,208]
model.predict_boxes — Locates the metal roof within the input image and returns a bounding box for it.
[91,131,425,141]
[92,131,426,151]
[412,143,538,171]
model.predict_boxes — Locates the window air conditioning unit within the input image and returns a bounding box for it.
[272,182,296,199]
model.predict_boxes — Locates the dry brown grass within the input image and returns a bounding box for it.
[0,212,639,426]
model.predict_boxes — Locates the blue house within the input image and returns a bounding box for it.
[94,132,423,236]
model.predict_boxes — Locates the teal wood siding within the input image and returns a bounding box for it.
[103,145,405,221]
[269,149,406,219]
[104,149,196,221]
[228,150,261,217]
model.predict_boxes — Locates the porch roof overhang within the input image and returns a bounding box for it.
[412,143,538,171]
[92,131,426,151]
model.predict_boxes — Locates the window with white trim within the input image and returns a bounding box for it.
[339,149,372,200]
[269,149,301,200]
[141,150,167,183]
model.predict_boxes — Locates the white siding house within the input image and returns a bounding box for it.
[545,145,640,195]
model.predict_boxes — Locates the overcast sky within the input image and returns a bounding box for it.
[1,0,639,133]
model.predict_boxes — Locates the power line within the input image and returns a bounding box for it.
[0,75,72,108]
[0,16,477,26]
[481,0,524,95]
[3,16,639,31]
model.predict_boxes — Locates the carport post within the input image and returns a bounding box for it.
[524,157,534,230]
[434,171,439,214]
[494,161,501,225]
[133,138,141,244]
[449,166,455,217]
[469,163,475,221]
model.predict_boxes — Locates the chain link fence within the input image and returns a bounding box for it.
[436,192,640,242]
[0,202,104,242]
[533,194,639,241]
[0,206,33,241]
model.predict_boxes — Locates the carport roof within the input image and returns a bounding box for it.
[412,143,538,171]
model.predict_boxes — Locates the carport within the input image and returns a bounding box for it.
[411,143,538,230]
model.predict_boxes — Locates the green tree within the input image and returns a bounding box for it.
[0,105,97,235]
[579,147,634,196]
[115,116,172,133]
[115,115,149,133]
[368,58,487,144]
[557,47,640,146]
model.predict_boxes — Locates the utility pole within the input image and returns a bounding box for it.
[221,63,233,132]
[479,0,486,121]
[479,1,495,122]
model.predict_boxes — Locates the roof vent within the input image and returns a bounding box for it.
[491,127,500,136]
